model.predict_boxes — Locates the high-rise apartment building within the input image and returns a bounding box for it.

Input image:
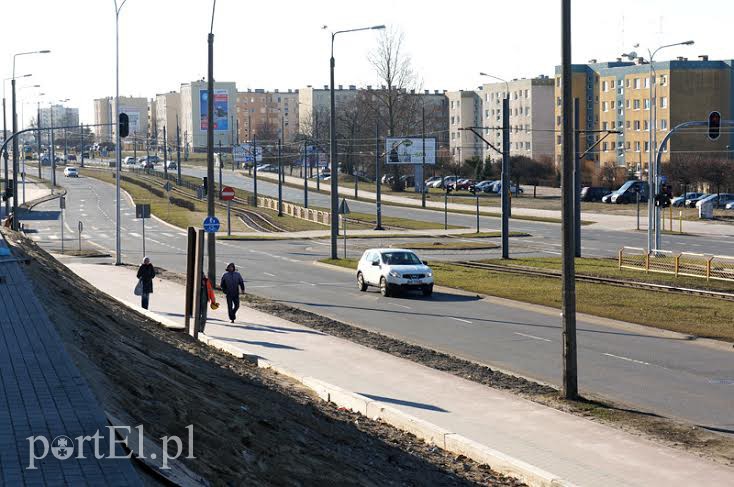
[155,91,181,146]
[180,80,237,150]
[235,88,299,143]
[447,90,482,162]
[478,77,555,163]
[93,96,148,145]
[554,58,734,179]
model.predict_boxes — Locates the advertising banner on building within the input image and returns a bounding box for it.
[200,89,229,131]
[385,137,436,164]
[120,108,140,132]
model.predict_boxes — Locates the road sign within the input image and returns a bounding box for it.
[163,181,173,192]
[59,196,66,209]
[78,221,83,233]
[220,186,235,201]
[338,198,351,215]
[136,203,151,219]
[203,216,220,233]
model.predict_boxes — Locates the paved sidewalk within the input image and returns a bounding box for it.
[0,239,140,485]
[67,261,734,487]
[0,181,52,219]
[254,170,734,237]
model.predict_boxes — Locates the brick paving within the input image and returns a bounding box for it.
[0,237,140,486]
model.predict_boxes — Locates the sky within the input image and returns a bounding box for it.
[1,0,732,127]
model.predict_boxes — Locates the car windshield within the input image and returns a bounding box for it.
[381,251,422,265]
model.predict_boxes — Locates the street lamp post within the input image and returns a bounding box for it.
[206,0,217,282]
[114,0,127,265]
[623,40,693,251]
[3,73,30,216]
[11,51,49,229]
[480,72,511,259]
[327,24,385,259]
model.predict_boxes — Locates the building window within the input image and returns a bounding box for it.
[626,120,631,128]
[634,78,641,89]
[602,122,608,130]
[626,79,631,88]
[635,141,641,152]
[644,78,650,88]
[524,89,529,98]
[626,99,630,109]
[660,96,668,108]
[611,100,616,109]
[602,141,608,151]
[660,75,668,86]
[634,120,640,131]
[661,119,668,130]
[602,81,608,92]
[644,99,650,110]
[556,115,561,126]
[643,120,649,131]
[618,108,623,116]
[633,99,640,110]
[602,101,608,112]
[557,135,562,145]
[644,141,649,151]
[626,141,631,150]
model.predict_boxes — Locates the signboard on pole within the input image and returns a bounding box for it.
[163,181,172,192]
[385,137,436,165]
[203,216,220,233]
[200,89,229,131]
[220,186,235,201]
[135,204,151,219]
[232,143,263,164]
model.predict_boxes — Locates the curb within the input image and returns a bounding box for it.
[192,334,573,487]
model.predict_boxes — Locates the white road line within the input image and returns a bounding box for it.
[450,317,473,324]
[263,272,276,277]
[48,235,59,240]
[542,250,562,255]
[98,233,110,239]
[514,332,552,342]
[299,280,316,286]
[602,353,650,366]
[391,303,412,310]
[129,232,142,237]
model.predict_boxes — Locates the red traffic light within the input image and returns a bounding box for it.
[708,111,721,141]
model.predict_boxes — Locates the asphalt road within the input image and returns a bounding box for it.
[22,168,734,435]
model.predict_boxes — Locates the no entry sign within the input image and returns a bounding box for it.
[220,186,235,201]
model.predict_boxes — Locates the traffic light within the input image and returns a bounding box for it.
[708,111,721,141]
[202,176,208,196]
[119,113,129,138]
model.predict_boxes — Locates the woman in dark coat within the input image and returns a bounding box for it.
[136,256,156,309]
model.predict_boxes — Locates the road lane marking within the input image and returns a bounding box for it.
[299,280,316,286]
[391,303,412,310]
[602,353,650,366]
[514,332,552,342]
[450,317,472,324]
[263,272,276,277]
[129,232,142,237]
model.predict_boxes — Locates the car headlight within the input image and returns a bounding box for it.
[426,271,433,277]
[388,271,401,278]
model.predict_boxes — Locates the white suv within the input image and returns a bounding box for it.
[357,249,434,297]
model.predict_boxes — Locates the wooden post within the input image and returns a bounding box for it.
[645,252,650,273]
[706,257,713,281]
[674,254,680,277]
[191,229,205,338]
[618,248,623,270]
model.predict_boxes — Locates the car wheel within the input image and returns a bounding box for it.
[357,272,368,292]
[422,284,433,297]
[379,277,391,297]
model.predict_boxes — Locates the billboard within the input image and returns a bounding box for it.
[119,108,140,132]
[200,89,229,131]
[385,137,436,164]
[232,143,262,163]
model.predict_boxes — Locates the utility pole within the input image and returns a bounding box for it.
[374,118,383,230]
[252,136,258,206]
[206,2,217,283]
[36,102,41,179]
[80,124,85,168]
[11,78,18,229]
[329,34,339,259]
[133,131,137,161]
[218,140,222,196]
[421,104,427,207]
[277,137,283,216]
[163,125,168,178]
[50,110,55,187]
[2,97,8,216]
[176,114,181,184]
[303,139,308,208]
[573,98,581,257]
[501,97,510,259]
[561,0,578,400]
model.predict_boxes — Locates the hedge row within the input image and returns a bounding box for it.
[121,174,165,198]
[169,196,196,212]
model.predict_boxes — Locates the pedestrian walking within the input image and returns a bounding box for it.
[220,262,245,323]
[136,257,156,309]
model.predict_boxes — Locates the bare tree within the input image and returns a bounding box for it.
[666,154,700,196]
[367,26,421,191]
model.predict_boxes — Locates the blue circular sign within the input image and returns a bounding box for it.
[203,216,220,233]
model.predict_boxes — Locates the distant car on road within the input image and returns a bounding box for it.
[357,248,434,297]
[685,193,710,208]
[424,176,442,188]
[124,156,137,165]
[604,180,648,204]
[696,193,734,209]
[580,186,610,202]
[63,167,78,177]
[165,160,177,169]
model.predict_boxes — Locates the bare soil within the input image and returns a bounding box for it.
[5,230,523,487]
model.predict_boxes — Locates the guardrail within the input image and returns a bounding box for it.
[257,196,331,226]
[619,247,734,282]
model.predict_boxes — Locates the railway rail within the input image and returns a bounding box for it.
[453,260,734,302]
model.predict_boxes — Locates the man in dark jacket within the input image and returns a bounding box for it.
[220,262,245,323]
[136,257,156,309]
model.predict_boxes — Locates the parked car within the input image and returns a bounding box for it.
[580,186,610,202]
[696,193,734,209]
[491,182,523,194]
[165,160,177,169]
[399,175,415,187]
[471,180,497,193]
[147,155,160,163]
[67,154,77,162]
[124,156,137,165]
[63,167,78,177]
[724,201,734,210]
[424,176,442,188]
[606,180,648,204]
[671,192,704,207]
[356,248,433,297]
[685,193,710,208]
[456,179,475,191]
[381,174,395,185]
[426,178,444,188]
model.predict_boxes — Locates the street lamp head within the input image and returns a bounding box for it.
[683,40,695,46]
[371,25,386,30]
[39,50,51,54]
[621,51,637,60]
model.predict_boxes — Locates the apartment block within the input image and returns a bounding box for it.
[179,80,237,150]
[447,90,482,162]
[236,88,299,143]
[155,91,181,145]
[554,58,734,178]
[93,97,113,143]
[478,77,555,163]
[92,96,148,145]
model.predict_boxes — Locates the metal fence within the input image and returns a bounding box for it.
[619,247,734,282]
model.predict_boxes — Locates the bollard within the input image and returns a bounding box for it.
[674,254,680,277]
